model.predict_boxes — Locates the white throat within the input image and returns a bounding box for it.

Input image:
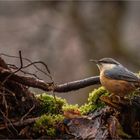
[97,63,116,71]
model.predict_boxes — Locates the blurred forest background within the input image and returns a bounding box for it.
[0,1,140,105]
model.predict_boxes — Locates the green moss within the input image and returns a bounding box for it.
[36,93,66,115]
[47,128,56,136]
[34,114,64,136]
[36,87,109,116]
[80,103,94,115]
[80,87,109,115]
[34,87,109,137]
[88,86,108,103]
[62,104,79,112]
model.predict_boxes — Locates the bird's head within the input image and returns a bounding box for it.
[90,58,121,71]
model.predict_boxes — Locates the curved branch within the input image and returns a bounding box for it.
[54,76,100,92]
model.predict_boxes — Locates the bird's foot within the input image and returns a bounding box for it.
[109,94,122,103]
[100,95,121,109]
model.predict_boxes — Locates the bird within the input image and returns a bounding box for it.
[90,58,140,98]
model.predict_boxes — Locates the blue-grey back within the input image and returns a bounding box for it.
[104,65,139,82]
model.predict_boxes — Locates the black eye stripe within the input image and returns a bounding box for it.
[99,60,117,64]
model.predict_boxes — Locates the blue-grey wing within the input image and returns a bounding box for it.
[104,66,139,82]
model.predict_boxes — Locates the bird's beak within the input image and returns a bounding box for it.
[89,59,98,64]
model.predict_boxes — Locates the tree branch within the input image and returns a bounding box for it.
[54,76,100,92]
[0,67,100,92]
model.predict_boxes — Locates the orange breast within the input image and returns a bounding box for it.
[100,71,135,97]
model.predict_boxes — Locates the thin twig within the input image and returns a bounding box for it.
[19,61,52,80]
[8,64,41,79]
[0,117,39,130]
[1,51,24,85]
[20,104,35,122]
[1,87,8,117]
[19,50,23,68]
[0,109,18,134]
[0,53,52,80]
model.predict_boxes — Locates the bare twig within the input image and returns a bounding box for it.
[0,117,39,130]
[1,51,52,85]
[20,104,35,122]
[1,51,25,85]
[0,109,18,134]
[7,64,41,79]
[0,85,16,97]
[2,88,8,117]
[0,53,52,80]
[19,50,23,68]
[19,61,52,80]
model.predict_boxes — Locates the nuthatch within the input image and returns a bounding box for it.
[91,58,140,97]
